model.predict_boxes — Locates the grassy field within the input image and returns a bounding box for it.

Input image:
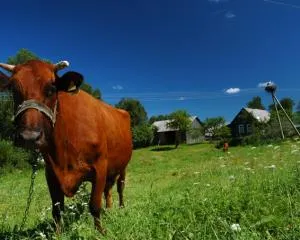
[1,140,300,239]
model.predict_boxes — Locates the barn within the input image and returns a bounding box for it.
[152,116,204,145]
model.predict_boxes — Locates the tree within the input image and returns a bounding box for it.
[167,110,191,148]
[115,98,148,127]
[294,101,300,124]
[247,96,265,110]
[269,97,295,117]
[203,117,226,139]
[0,94,14,140]
[132,124,154,149]
[149,114,170,124]
[7,48,43,65]
[80,83,102,99]
[6,48,102,100]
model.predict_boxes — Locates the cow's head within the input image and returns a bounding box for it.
[0,60,83,149]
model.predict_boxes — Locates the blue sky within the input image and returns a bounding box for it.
[1,0,300,122]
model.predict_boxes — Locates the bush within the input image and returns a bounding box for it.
[132,124,154,149]
[0,140,32,173]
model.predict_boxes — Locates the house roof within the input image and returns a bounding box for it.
[152,120,177,132]
[243,108,270,122]
[152,116,200,133]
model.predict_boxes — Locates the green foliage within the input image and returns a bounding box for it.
[266,110,296,138]
[167,110,191,148]
[0,140,31,173]
[215,125,232,140]
[149,114,170,124]
[115,98,148,127]
[293,112,300,125]
[203,116,226,139]
[7,48,50,65]
[246,96,265,110]
[269,97,295,117]
[0,94,14,140]
[132,124,154,149]
[167,110,191,132]
[80,82,102,100]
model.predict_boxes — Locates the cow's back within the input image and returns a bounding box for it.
[55,90,132,174]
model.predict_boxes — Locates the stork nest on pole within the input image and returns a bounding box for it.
[265,82,277,94]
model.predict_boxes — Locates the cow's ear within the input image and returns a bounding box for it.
[0,71,9,90]
[56,71,83,93]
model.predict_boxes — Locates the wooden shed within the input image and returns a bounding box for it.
[152,116,204,145]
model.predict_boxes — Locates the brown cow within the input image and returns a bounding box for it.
[0,60,132,234]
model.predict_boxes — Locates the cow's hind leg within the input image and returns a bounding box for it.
[45,166,64,234]
[104,177,115,209]
[117,170,126,207]
[89,161,107,235]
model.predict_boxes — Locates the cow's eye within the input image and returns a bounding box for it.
[45,84,57,97]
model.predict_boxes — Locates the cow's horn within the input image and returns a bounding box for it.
[55,61,69,71]
[0,63,15,72]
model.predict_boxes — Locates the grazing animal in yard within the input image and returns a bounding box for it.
[223,142,229,152]
[0,60,132,234]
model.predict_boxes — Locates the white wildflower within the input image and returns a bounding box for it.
[193,172,200,174]
[244,167,252,171]
[270,164,276,169]
[193,182,200,185]
[206,184,211,187]
[264,165,276,169]
[291,149,299,154]
[38,232,47,239]
[251,147,256,149]
[267,144,273,148]
[229,175,235,181]
[230,223,241,232]
[54,202,60,206]
[274,146,280,150]
[220,164,226,168]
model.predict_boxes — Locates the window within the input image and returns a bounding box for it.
[247,124,252,134]
[238,124,245,134]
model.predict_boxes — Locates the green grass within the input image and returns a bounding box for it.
[1,141,300,239]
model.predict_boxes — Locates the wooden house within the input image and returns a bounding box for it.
[229,108,270,137]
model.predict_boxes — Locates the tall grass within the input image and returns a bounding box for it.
[0,140,300,239]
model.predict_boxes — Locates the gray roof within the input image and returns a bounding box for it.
[152,120,177,132]
[152,116,198,133]
[244,108,270,123]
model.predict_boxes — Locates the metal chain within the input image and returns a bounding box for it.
[19,152,39,231]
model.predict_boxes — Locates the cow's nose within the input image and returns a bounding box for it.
[19,129,42,142]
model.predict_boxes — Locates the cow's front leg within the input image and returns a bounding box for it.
[45,166,64,234]
[89,161,107,235]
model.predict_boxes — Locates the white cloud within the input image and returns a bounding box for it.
[225,11,236,19]
[178,97,185,101]
[225,88,240,94]
[112,85,123,90]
